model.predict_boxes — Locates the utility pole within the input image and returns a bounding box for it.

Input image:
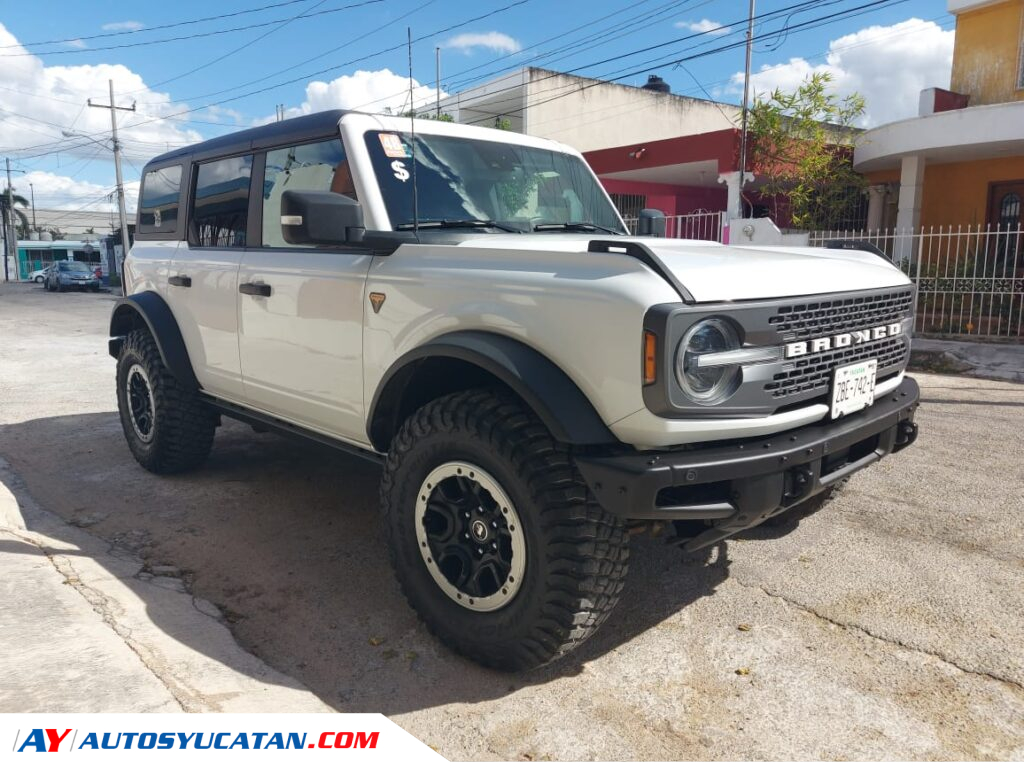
[435,46,441,118]
[3,158,12,282]
[737,0,756,217]
[89,79,135,273]
[29,182,36,231]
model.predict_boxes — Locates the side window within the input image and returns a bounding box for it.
[138,165,182,233]
[261,138,352,248]
[191,155,253,247]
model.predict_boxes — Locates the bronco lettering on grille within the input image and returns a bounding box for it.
[784,322,903,359]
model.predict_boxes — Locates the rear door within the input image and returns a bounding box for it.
[168,154,252,400]
[236,136,371,441]
[129,163,185,297]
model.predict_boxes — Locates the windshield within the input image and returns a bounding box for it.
[364,130,626,234]
[60,262,92,272]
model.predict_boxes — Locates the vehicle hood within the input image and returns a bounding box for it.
[467,235,911,302]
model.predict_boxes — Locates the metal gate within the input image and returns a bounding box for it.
[809,225,1024,339]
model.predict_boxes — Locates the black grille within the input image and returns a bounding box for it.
[765,335,908,399]
[769,288,914,340]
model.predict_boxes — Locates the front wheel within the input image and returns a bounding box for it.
[381,389,628,671]
[115,329,217,473]
[34,275,43,283]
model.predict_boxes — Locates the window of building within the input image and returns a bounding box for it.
[191,155,253,247]
[609,193,647,227]
[261,139,351,248]
[138,165,182,233]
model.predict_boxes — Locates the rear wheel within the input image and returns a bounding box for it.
[115,328,216,474]
[381,389,629,671]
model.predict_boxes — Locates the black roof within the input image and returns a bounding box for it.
[146,109,350,168]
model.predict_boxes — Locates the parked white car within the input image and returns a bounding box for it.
[109,110,921,670]
[27,267,49,283]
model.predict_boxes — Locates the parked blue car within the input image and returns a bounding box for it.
[45,261,101,292]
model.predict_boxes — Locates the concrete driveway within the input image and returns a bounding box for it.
[1,282,1022,759]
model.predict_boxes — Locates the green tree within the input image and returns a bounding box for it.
[746,72,866,231]
[1,187,30,237]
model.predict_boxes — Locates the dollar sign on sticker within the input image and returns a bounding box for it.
[391,160,410,182]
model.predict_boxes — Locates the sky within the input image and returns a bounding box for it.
[0,0,955,219]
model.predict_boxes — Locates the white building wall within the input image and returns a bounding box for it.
[524,71,740,152]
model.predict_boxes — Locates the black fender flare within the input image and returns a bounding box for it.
[109,291,200,390]
[367,331,616,451]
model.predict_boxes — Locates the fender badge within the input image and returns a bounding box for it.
[369,292,386,314]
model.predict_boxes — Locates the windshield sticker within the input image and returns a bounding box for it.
[391,160,410,182]
[379,133,408,158]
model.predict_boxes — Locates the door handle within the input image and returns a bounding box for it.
[239,282,272,297]
[168,275,191,288]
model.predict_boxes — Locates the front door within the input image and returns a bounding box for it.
[237,138,371,443]
[988,181,1023,274]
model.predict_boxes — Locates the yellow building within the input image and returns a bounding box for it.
[854,0,1024,232]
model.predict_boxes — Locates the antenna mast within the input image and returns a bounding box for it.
[408,27,419,234]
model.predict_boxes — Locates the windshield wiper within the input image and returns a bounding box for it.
[396,218,521,233]
[533,221,622,234]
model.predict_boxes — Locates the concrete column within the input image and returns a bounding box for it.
[718,171,754,220]
[894,155,925,266]
[866,184,888,231]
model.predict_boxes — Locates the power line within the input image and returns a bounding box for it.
[0,0,385,57]
[111,0,536,134]
[438,0,839,124]
[2,0,322,48]
[459,0,903,127]
[134,0,517,107]
[144,0,332,90]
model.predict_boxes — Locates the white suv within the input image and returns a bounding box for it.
[110,110,920,670]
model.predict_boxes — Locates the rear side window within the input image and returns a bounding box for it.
[138,165,182,233]
[191,155,253,247]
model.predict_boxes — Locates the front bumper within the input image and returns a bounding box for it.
[576,376,920,550]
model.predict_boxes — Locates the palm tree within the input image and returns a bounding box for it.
[1,187,30,238]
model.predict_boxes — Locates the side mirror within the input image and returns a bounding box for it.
[280,190,364,246]
[637,208,666,237]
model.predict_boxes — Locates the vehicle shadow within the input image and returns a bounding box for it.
[1,411,730,715]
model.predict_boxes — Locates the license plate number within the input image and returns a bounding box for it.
[831,359,877,419]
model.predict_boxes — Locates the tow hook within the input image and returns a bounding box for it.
[894,420,919,452]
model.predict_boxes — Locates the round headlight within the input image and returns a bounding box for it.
[676,319,742,404]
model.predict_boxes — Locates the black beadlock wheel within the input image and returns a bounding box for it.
[115,328,217,474]
[380,389,629,671]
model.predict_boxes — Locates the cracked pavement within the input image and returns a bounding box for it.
[1,283,1022,759]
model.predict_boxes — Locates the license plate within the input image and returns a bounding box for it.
[831,358,877,419]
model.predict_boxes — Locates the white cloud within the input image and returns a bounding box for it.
[675,19,731,35]
[101,21,144,31]
[263,68,447,123]
[444,31,521,54]
[0,23,203,163]
[20,169,138,213]
[728,18,954,127]
[65,39,87,49]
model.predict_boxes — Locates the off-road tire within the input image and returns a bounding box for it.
[765,479,847,527]
[115,328,216,474]
[381,389,629,671]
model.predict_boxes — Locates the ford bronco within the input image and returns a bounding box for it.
[110,110,919,670]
